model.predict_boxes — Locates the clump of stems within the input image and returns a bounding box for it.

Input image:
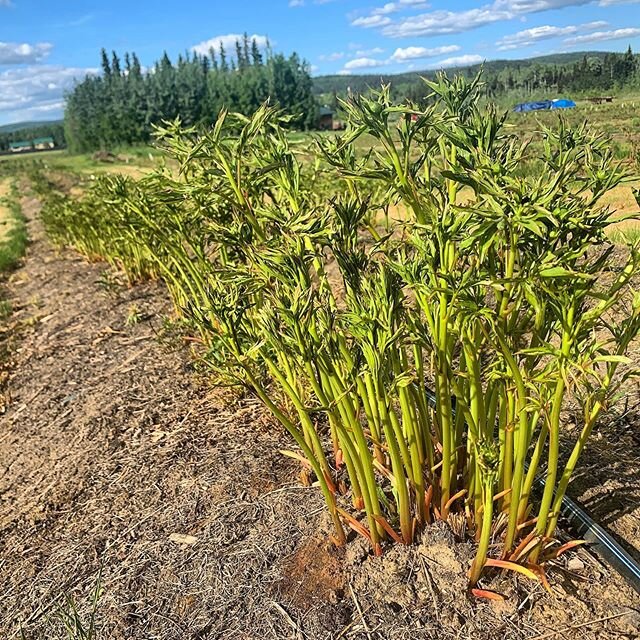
[39,75,640,586]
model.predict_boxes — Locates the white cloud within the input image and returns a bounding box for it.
[564,27,640,44]
[372,1,430,14]
[381,7,512,37]
[428,54,484,68]
[352,0,429,24]
[373,2,399,14]
[0,0,12,6]
[493,0,591,9]
[390,44,460,61]
[337,43,481,73]
[598,0,640,4]
[355,0,614,38]
[343,56,388,70]
[0,42,53,65]
[351,15,392,28]
[0,65,97,125]
[191,33,268,56]
[497,21,607,49]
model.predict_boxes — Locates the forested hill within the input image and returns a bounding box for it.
[0,120,63,135]
[312,49,639,100]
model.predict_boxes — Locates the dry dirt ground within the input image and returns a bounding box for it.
[0,197,639,640]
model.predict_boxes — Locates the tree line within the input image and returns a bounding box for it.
[7,46,638,154]
[484,47,638,98]
[315,48,640,106]
[64,36,317,152]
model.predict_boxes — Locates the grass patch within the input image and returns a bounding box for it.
[49,570,103,640]
[0,299,11,319]
[0,180,26,416]
[610,225,640,245]
[0,145,159,180]
[18,570,103,640]
[0,180,28,273]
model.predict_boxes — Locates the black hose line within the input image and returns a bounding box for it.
[422,386,640,594]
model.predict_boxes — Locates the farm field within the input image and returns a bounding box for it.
[3,96,639,231]
[0,146,159,180]
[1,83,640,640]
[1,185,639,640]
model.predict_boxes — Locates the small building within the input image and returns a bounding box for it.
[33,136,55,150]
[317,106,334,131]
[9,140,33,153]
[7,136,56,153]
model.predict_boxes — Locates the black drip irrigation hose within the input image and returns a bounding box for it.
[422,386,640,594]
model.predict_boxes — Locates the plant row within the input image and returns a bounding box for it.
[37,74,640,588]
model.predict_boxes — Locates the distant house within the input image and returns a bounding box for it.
[33,136,55,150]
[317,106,334,131]
[7,136,55,154]
[587,96,614,104]
[9,140,32,153]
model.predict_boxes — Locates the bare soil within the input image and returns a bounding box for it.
[559,395,640,566]
[0,197,639,639]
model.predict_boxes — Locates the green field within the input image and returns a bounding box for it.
[4,95,637,232]
[0,179,27,273]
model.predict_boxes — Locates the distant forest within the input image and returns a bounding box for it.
[3,47,639,154]
[314,48,640,104]
[64,36,317,152]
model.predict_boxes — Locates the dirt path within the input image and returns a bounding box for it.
[0,199,315,639]
[1,198,639,639]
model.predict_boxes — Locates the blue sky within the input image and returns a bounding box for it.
[0,0,639,125]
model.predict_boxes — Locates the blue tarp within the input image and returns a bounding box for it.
[514,100,552,112]
[513,98,576,112]
[551,98,576,108]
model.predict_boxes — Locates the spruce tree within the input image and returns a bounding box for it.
[64,43,319,151]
